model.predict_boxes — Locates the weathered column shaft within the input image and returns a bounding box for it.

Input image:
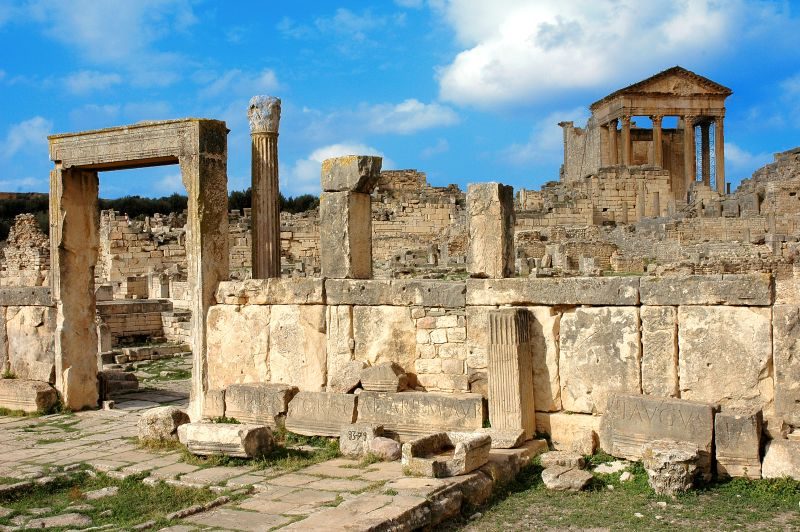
[621,115,632,166]
[51,167,100,410]
[715,117,726,195]
[608,120,619,165]
[467,183,515,278]
[249,96,282,279]
[683,115,696,195]
[701,121,711,186]
[488,309,536,438]
[652,115,663,167]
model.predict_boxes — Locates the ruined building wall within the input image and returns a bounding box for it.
[0,287,55,384]
[1,214,49,287]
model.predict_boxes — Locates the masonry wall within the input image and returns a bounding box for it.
[206,274,796,433]
[0,287,55,383]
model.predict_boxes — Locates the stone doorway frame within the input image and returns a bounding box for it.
[48,119,229,416]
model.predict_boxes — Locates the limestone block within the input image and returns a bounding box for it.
[678,306,772,411]
[600,394,714,477]
[361,362,408,392]
[641,440,700,495]
[206,305,270,390]
[339,423,383,457]
[324,280,391,306]
[358,391,484,441]
[466,277,640,306]
[6,306,55,383]
[401,432,491,477]
[640,306,678,398]
[640,274,772,306]
[285,391,358,437]
[527,306,561,412]
[370,436,401,461]
[772,305,800,426]
[137,406,190,442]
[0,287,52,306]
[466,306,495,371]
[534,412,600,455]
[325,279,466,308]
[0,309,6,376]
[715,409,762,479]
[215,279,324,305]
[541,466,592,491]
[321,155,382,193]
[487,308,535,439]
[540,451,585,469]
[203,389,225,419]
[183,422,273,458]
[0,379,58,413]
[320,192,372,279]
[478,428,526,449]
[328,360,365,394]
[224,383,299,426]
[353,306,417,384]
[762,439,800,480]
[467,183,514,278]
[559,307,641,414]
[269,305,327,392]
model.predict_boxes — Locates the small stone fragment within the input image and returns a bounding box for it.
[360,362,408,393]
[137,406,190,442]
[370,436,402,461]
[620,471,632,482]
[594,460,630,474]
[339,423,383,457]
[540,451,585,469]
[541,466,593,491]
[327,360,366,393]
[25,513,91,529]
[641,440,700,495]
[182,422,273,458]
[478,428,526,449]
[84,486,119,500]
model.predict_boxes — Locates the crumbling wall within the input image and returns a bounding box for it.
[1,214,49,287]
[0,287,55,383]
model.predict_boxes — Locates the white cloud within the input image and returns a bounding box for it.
[0,177,46,192]
[421,138,450,158]
[198,69,280,100]
[434,0,738,107]
[154,173,184,194]
[64,70,122,94]
[2,116,53,159]
[362,99,459,134]
[725,142,772,181]
[502,107,588,165]
[283,143,394,195]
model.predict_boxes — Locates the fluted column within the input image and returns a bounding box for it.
[651,115,663,167]
[683,115,696,194]
[488,308,536,439]
[621,115,632,166]
[608,119,619,165]
[701,120,711,186]
[248,95,282,279]
[715,117,726,194]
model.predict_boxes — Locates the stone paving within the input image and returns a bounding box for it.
[0,357,540,530]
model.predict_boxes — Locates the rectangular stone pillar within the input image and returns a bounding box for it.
[51,167,100,410]
[683,115,696,194]
[715,117,726,194]
[467,183,514,278]
[319,156,382,279]
[621,116,632,166]
[701,121,711,186]
[488,308,535,439]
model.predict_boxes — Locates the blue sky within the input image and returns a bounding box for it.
[1,0,800,199]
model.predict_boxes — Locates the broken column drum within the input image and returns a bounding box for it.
[248,96,282,279]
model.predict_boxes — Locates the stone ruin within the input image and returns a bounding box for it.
[1,66,800,493]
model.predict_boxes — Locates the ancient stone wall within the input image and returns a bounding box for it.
[0,287,55,383]
[1,214,49,287]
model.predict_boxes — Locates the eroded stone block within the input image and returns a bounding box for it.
[224,383,299,426]
[762,439,800,480]
[6,306,55,383]
[402,432,491,477]
[321,155,382,193]
[320,191,372,279]
[466,277,639,306]
[640,306,678,398]
[773,305,800,426]
[183,422,273,458]
[137,406,190,442]
[534,412,600,455]
[641,440,700,495]
[678,306,772,411]
[340,423,383,457]
[600,394,715,477]
[715,409,762,479]
[214,279,325,305]
[527,306,561,412]
[353,306,417,383]
[358,391,484,441]
[285,391,358,437]
[559,307,641,414]
[0,379,58,413]
[206,305,270,390]
[269,305,327,392]
[640,274,773,306]
[361,362,408,393]
[467,183,514,279]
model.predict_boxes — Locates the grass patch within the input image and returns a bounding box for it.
[0,471,218,530]
[211,416,240,424]
[437,461,800,531]
[35,438,66,445]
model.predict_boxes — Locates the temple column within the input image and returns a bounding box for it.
[248,96,282,279]
[621,115,632,166]
[608,119,618,165]
[683,115,696,194]
[701,120,711,186]
[599,124,609,166]
[651,115,663,167]
[715,117,726,195]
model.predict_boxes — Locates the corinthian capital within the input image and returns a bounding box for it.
[248,95,281,134]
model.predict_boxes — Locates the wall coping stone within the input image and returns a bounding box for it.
[639,273,773,306]
[466,277,640,306]
[0,287,53,307]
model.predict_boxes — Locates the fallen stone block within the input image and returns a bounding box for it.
[340,423,383,457]
[715,408,762,479]
[540,451,585,469]
[327,359,365,394]
[137,406,190,442]
[641,440,700,495]
[203,389,226,419]
[600,393,715,478]
[535,412,600,455]
[370,436,402,461]
[182,422,273,458]
[224,383,298,426]
[541,466,592,491]
[402,432,491,478]
[478,428,526,449]
[285,391,358,437]
[98,370,138,398]
[0,379,58,413]
[762,439,800,480]
[321,155,382,193]
[358,391,484,441]
[360,362,408,393]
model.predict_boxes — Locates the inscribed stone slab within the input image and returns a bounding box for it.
[285,392,358,437]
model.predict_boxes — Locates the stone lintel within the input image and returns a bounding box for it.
[215,279,325,305]
[325,279,466,307]
[640,274,773,306]
[0,287,53,307]
[321,155,382,193]
[466,277,640,306]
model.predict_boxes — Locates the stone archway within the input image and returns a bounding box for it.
[48,119,229,417]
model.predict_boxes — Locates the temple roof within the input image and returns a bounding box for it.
[590,66,733,110]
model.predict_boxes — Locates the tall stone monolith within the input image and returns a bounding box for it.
[467,183,514,278]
